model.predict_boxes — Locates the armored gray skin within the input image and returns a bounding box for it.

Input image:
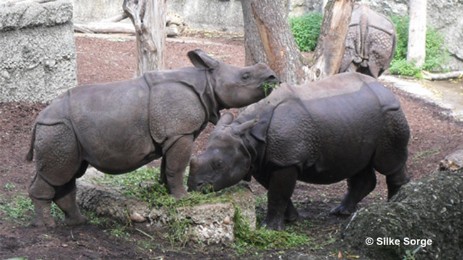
[339,4,396,78]
[188,72,410,230]
[26,49,278,227]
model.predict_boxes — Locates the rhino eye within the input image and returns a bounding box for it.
[212,159,224,170]
[241,72,251,80]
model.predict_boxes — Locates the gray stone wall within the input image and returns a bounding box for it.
[0,0,77,102]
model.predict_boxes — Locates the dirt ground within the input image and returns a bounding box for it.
[1,34,462,259]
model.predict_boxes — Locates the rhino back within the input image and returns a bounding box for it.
[265,74,401,182]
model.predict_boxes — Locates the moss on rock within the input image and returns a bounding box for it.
[342,169,463,259]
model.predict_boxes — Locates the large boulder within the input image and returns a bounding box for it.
[0,0,76,102]
[342,169,463,259]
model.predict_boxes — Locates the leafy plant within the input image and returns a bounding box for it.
[389,59,423,78]
[0,195,34,222]
[390,15,449,76]
[233,208,310,254]
[262,82,279,96]
[289,13,323,52]
[3,182,16,191]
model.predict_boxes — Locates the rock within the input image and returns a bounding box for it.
[439,149,463,172]
[166,12,186,37]
[0,0,76,102]
[342,169,463,259]
[77,168,255,245]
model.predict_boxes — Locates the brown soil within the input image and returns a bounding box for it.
[1,35,462,259]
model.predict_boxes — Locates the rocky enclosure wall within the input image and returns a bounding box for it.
[74,0,463,70]
[0,0,77,102]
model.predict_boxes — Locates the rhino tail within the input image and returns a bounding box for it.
[26,123,37,161]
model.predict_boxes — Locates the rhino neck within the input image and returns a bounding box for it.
[241,131,265,181]
[203,70,221,124]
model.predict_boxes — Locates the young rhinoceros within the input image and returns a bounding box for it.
[188,72,410,230]
[26,49,278,227]
[339,4,396,78]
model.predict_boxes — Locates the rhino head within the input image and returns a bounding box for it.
[188,113,256,192]
[187,49,279,108]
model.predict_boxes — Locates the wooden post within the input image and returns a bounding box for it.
[241,0,306,84]
[309,0,354,81]
[123,0,166,76]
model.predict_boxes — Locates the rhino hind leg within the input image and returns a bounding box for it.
[53,179,88,226]
[29,175,57,227]
[374,110,410,199]
[384,166,409,199]
[331,166,376,215]
[29,123,86,226]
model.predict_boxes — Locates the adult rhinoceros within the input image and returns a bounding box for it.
[340,4,396,78]
[188,72,410,230]
[26,49,278,227]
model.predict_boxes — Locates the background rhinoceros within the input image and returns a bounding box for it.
[188,72,410,230]
[26,49,278,227]
[339,4,396,78]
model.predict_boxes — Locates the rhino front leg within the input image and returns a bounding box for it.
[264,166,298,230]
[161,135,194,199]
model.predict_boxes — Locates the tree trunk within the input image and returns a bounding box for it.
[407,0,427,67]
[308,0,354,81]
[123,0,166,76]
[241,0,306,84]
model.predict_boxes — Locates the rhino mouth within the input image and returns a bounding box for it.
[189,182,215,194]
[260,75,280,96]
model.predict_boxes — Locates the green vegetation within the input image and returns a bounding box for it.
[0,195,63,223]
[262,81,279,96]
[289,13,323,52]
[96,167,235,209]
[233,208,310,255]
[3,182,16,191]
[389,15,449,77]
[98,167,312,251]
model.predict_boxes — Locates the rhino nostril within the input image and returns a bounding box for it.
[266,75,278,82]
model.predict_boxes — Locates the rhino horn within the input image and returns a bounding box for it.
[217,112,234,127]
[187,49,220,69]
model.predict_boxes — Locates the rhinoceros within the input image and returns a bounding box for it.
[26,49,278,227]
[188,72,410,230]
[339,4,396,78]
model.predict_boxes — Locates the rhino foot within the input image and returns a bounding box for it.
[284,201,299,223]
[64,215,88,226]
[31,216,56,228]
[262,219,285,231]
[172,188,188,200]
[330,205,356,216]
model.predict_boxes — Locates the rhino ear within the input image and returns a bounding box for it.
[250,109,274,142]
[232,119,258,135]
[187,49,220,69]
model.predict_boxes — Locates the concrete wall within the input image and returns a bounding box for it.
[0,0,77,102]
